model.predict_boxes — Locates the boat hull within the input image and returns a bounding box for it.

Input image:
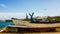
[18,27,56,32]
[7,25,56,32]
[11,18,60,32]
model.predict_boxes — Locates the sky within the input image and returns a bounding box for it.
[0,0,60,20]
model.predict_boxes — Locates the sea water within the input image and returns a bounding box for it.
[0,22,14,28]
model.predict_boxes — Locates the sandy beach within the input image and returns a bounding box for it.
[0,32,60,34]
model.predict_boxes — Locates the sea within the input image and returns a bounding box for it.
[0,22,14,28]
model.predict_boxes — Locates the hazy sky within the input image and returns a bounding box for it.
[0,0,60,19]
